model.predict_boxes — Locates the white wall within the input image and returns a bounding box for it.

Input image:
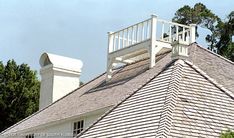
[34,121,72,138]
[39,67,81,109]
[52,71,80,103]
[39,66,53,109]
[2,111,105,138]
[0,111,104,138]
[34,112,103,138]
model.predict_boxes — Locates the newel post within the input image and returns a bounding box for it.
[106,32,114,81]
[189,24,196,43]
[149,14,157,68]
[108,32,114,53]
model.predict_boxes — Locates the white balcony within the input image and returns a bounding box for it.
[106,15,196,80]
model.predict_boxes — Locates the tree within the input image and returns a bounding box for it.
[0,60,40,132]
[172,3,234,61]
[214,11,234,61]
[172,3,220,38]
[80,81,84,86]
[221,130,234,138]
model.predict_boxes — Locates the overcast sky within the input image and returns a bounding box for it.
[0,0,233,82]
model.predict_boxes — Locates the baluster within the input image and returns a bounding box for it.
[131,26,134,44]
[136,24,139,43]
[182,27,185,41]
[113,34,116,52]
[169,25,172,43]
[126,28,129,47]
[122,31,125,48]
[176,26,179,41]
[118,32,120,50]
[142,22,144,41]
[146,20,149,39]
[161,22,165,41]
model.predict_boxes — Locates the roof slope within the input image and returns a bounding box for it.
[1,43,234,135]
[79,60,234,137]
[189,44,234,92]
[169,61,234,137]
[79,60,183,137]
[1,51,171,135]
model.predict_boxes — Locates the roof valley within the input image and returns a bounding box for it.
[156,60,185,137]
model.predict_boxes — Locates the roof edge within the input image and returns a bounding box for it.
[0,72,106,135]
[185,60,234,99]
[195,43,234,66]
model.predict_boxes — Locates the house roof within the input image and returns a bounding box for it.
[1,43,234,136]
[79,58,234,137]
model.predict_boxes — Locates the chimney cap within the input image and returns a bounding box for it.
[39,52,83,72]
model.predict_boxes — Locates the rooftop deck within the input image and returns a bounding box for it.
[106,15,196,80]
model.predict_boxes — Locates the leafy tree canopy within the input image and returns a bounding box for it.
[221,130,234,138]
[172,3,220,36]
[0,60,40,132]
[173,3,234,61]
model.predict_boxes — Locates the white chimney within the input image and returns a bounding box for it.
[39,53,83,109]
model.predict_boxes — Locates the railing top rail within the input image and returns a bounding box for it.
[109,17,192,36]
[107,15,197,54]
[157,19,191,28]
[109,18,152,35]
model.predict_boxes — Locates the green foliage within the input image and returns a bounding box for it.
[80,81,84,86]
[0,60,40,132]
[172,3,220,37]
[221,130,234,138]
[173,3,234,62]
[215,12,234,59]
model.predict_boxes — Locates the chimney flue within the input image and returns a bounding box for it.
[39,53,83,109]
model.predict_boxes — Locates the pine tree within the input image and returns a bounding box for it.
[0,60,40,132]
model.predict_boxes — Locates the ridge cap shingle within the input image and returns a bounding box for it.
[156,59,185,137]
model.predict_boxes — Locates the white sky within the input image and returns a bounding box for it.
[0,0,233,82]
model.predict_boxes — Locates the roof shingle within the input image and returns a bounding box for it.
[1,43,234,137]
[79,59,234,137]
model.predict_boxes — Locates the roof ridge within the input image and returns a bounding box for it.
[195,43,234,66]
[156,60,185,137]
[77,60,176,137]
[185,60,234,99]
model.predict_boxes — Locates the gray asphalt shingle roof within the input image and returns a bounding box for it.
[1,49,170,135]
[1,43,234,137]
[79,58,234,137]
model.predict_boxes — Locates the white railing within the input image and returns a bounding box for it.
[108,18,152,53]
[108,15,196,53]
